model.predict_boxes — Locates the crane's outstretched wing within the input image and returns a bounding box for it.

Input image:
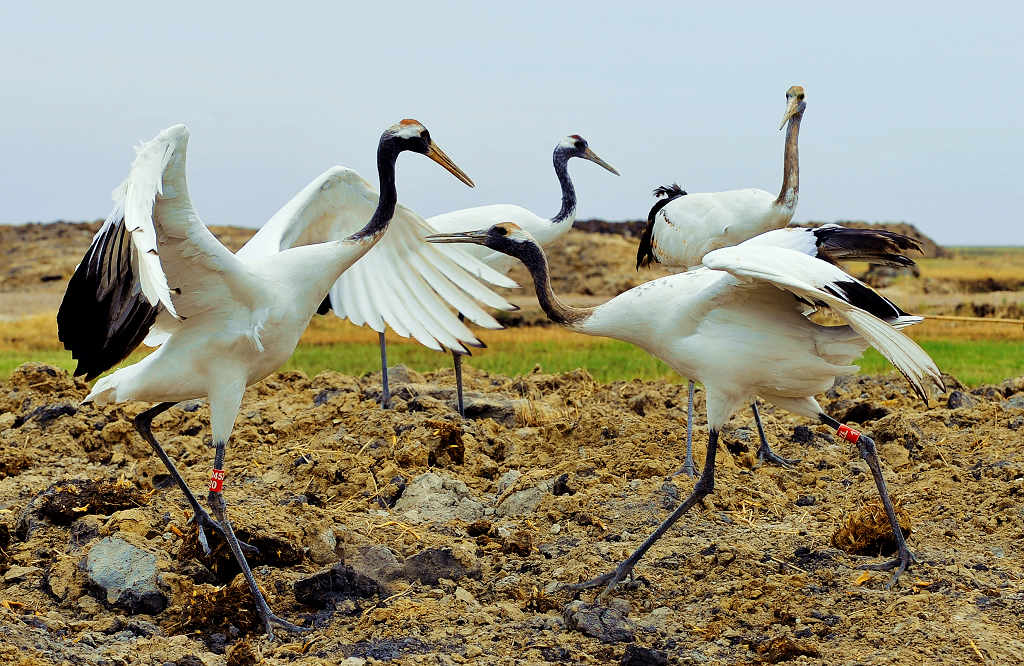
[239,167,518,352]
[740,224,923,267]
[703,244,944,402]
[58,124,263,379]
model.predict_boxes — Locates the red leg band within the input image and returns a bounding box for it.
[836,424,861,444]
[209,469,226,493]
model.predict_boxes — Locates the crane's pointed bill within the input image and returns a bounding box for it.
[582,147,620,175]
[426,143,474,187]
[779,97,801,130]
[426,230,490,245]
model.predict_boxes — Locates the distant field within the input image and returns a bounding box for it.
[4,321,1022,388]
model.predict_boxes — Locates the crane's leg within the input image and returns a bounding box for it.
[569,428,720,601]
[452,352,466,418]
[207,438,310,639]
[752,400,799,468]
[452,312,467,418]
[133,403,256,557]
[820,413,916,587]
[379,331,391,409]
[671,380,698,478]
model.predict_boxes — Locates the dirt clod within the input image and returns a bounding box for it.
[293,563,382,609]
[831,499,913,555]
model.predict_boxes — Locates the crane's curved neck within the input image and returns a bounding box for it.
[514,240,595,328]
[350,139,400,241]
[551,149,577,224]
[775,112,802,209]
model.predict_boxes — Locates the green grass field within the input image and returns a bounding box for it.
[5,336,1022,388]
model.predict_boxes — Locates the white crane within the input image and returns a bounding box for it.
[424,135,619,415]
[428,222,943,599]
[235,166,518,412]
[634,85,920,475]
[56,119,473,638]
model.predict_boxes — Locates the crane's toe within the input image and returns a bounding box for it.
[755,444,799,468]
[857,546,918,589]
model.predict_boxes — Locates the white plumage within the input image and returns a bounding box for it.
[424,134,619,414]
[57,120,477,638]
[236,166,517,353]
[428,222,943,597]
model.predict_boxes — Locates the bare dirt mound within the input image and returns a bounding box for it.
[1,363,1022,664]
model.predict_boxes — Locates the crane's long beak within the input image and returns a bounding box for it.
[426,229,490,245]
[426,143,475,187]
[779,98,804,130]
[582,147,620,175]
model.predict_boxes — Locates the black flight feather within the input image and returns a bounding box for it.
[822,279,910,322]
[316,294,332,315]
[637,183,687,270]
[57,214,159,381]
[812,226,922,267]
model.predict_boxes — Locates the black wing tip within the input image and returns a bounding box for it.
[316,295,333,316]
[813,226,924,266]
[825,279,910,320]
[637,184,687,270]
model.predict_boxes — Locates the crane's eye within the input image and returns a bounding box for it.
[421,130,431,144]
[493,226,509,236]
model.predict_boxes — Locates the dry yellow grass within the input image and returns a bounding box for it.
[6,306,1024,355]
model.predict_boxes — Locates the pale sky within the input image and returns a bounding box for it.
[1,2,1020,245]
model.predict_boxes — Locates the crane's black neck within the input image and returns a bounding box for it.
[350,138,401,241]
[497,237,594,327]
[775,111,802,208]
[551,148,577,224]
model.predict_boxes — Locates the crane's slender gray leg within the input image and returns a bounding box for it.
[452,312,467,418]
[569,428,719,601]
[452,352,465,417]
[206,439,309,640]
[133,403,256,557]
[671,380,698,478]
[378,331,391,409]
[752,400,799,467]
[820,413,916,586]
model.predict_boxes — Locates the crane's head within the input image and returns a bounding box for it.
[555,135,620,175]
[426,222,540,259]
[779,86,807,130]
[382,119,474,187]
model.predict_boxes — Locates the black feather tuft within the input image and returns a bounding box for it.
[637,183,687,270]
[57,214,159,381]
[813,226,922,267]
[316,294,332,315]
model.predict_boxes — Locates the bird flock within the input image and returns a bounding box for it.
[54,86,945,638]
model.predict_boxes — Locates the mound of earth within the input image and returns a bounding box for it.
[1,362,1022,663]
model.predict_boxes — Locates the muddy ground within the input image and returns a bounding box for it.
[0,361,1022,665]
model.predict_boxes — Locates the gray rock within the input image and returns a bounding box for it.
[564,601,635,643]
[85,537,167,614]
[497,478,554,517]
[392,472,485,523]
[496,470,522,493]
[347,545,403,582]
[400,547,479,585]
[463,396,522,426]
[947,390,979,409]
[621,644,669,666]
[1001,395,1024,411]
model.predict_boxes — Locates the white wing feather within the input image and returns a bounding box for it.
[239,167,517,351]
[118,124,263,331]
[703,244,943,401]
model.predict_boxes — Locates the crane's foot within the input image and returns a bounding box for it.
[564,562,645,603]
[672,457,698,479]
[857,545,918,589]
[260,608,313,641]
[192,509,259,558]
[756,443,799,468]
